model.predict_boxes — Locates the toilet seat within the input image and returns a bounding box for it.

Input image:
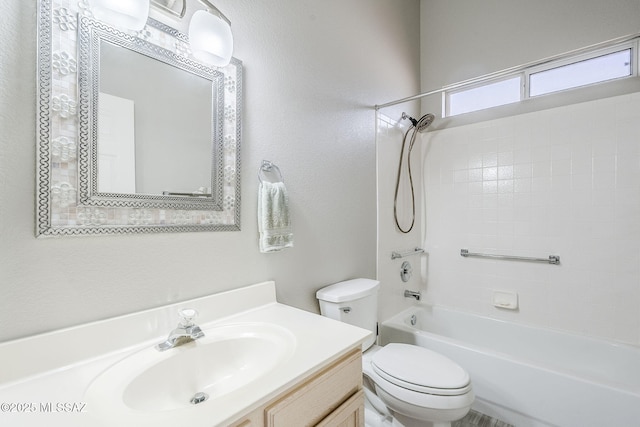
[371,343,471,396]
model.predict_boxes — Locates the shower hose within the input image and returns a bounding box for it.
[393,124,420,233]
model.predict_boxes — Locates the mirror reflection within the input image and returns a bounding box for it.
[98,40,214,196]
[77,16,228,211]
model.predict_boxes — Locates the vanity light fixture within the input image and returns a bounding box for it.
[88,0,150,31]
[188,1,234,67]
[89,0,234,68]
[150,0,234,68]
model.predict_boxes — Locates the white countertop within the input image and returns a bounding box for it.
[0,281,370,427]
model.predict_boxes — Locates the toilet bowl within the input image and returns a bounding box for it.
[316,279,474,427]
[365,344,473,427]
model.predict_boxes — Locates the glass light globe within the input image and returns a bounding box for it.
[89,0,150,31]
[188,9,233,67]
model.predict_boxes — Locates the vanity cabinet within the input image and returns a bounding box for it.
[230,348,364,427]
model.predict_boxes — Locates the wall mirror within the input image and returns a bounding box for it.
[36,0,242,236]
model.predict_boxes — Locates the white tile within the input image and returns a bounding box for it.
[498,179,514,194]
[497,150,514,165]
[468,168,483,182]
[421,93,640,346]
[551,158,571,176]
[468,154,483,169]
[551,144,572,160]
[532,161,552,178]
[514,148,532,164]
[514,178,532,193]
[468,181,483,195]
[531,176,551,192]
[616,170,640,189]
[483,152,498,167]
[482,180,498,194]
[513,163,532,178]
[592,138,617,157]
[551,174,571,192]
[454,169,468,183]
[616,135,640,155]
[497,193,514,209]
[498,165,514,180]
[592,172,615,190]
[571,173,592,190]
[615,189,640,209]
[469,194,483,209]
[592,155,616,174]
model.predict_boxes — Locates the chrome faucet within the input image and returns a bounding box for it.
[156,308,205,351]
[404,290,421,301]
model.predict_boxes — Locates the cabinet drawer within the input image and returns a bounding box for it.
[315,389,364,427]
[265,349,362,427]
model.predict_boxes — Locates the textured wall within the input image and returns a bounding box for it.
[0,0,420,342]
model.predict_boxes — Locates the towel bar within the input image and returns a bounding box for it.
[258,160,284,183]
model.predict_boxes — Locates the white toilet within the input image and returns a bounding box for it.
[316,279,474,427]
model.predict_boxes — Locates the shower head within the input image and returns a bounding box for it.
[401,112,435,133]
[415,113,435,132]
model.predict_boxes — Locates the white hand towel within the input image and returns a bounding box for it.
[258,181,293,253]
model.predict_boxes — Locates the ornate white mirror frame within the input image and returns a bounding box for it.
[36,0,242,236]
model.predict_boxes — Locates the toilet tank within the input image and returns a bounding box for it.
[316,278,380,350]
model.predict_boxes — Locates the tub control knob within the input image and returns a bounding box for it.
[400,261,412,282]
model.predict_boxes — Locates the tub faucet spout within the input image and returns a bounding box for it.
[156,308,205,351]
[404,290,421,301]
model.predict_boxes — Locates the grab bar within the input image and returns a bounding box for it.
[460,249,560,265]
[391,247,424,260]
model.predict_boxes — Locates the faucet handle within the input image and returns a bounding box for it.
[179,308,198,327]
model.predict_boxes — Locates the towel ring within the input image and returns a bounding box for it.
[258,160,284,183]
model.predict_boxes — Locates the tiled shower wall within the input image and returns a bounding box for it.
[422,92,640,346]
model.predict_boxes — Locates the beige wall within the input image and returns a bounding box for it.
[0,0,420,342]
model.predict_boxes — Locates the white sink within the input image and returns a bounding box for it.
[86,322,296,414]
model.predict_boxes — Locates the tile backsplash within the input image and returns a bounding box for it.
[422,92,640,346]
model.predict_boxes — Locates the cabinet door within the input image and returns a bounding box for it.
[228,406,263,427]
[265,349,362,427]
[315,390,364,427]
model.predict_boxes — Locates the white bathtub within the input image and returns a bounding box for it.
[379,306,640,427]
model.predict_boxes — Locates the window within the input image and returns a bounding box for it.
[529,49,632,97]
[444,38,638,117]
[447,76,521,116]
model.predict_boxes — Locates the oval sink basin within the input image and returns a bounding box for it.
[86,322,296,413]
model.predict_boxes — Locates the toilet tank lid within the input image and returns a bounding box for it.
[316,278,380,303]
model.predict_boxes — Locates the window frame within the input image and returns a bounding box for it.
[443,37,640,117]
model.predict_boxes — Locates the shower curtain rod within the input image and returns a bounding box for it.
[374,87,444,110]
[374,31,640,111]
